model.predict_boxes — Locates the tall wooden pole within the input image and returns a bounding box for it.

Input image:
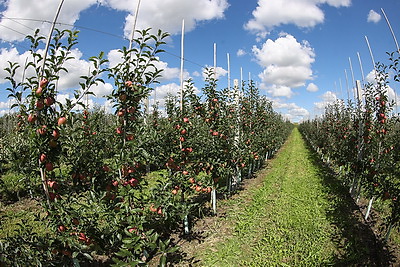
[129,0,142,50]
[41,0,65,79]
[180,19,185,112]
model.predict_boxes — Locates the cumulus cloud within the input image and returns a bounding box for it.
[253,34,315,98]
[245,0,351,36]
[105,0,229,37]
[0,0,98,42]
[272,99,310,122]
[150,82,200,112]
[107,49,188,82]
[0,0,229,42]
[0,47,34,84]
[314,90,337,110]
[0,47,97,91]
[306,82,319,92]
[261,84,294,98]
[367,10,381,23]
[202,66,228,81]
[0,99,17,116]
[365,69,399,107]
[236,49,246,57]
[91,82,114,97]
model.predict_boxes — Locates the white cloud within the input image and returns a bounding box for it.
[306,82,319,92]
[0,0,98,42]
[0,47,34,84]
[107,49,186,82]
[202,66,228,81]
[56,48,95,91]
[192,71,201,77]
[272,99,310,122]
[261,84,294,98]
[245,0,351,36]
[367,10,381,23]
[314,90,337,110]
[0,0,229,42]
[236,49,246,57]
[91,82,114,97]
[150,82,200,111]
[253,34,315,97]
[111,0,229,37]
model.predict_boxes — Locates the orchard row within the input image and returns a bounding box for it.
[299,54,400,240]
[0,29,292,265]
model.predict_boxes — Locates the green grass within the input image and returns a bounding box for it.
[198,127,393,266]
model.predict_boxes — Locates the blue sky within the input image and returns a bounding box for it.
[0,0,399,122]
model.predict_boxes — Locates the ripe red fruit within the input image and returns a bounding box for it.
[102,165,110,172]
[129,178,138,187]
[180,136,185,142]
[212,98,218,103]
[157,207,163,215]
[119,94,127,102]
[125,81,133,87]
[36,100,44,110]
[112,180,119,187]
[149,204,157,212]
[37,125,47,135]
[117,109,125,117]
[36,87,43,96]
[27,114,37,123]
[45,162,54,172]
[183,117,189,123]
[39,153,47,163]
[116,127,123,135]
[58,225,66,232]
[47,180,59,190]
[180,129,187,135]
[44,96,55,106]
[57,117,67,126]
[126,134,134,141]
[172,189,178,195]
[188,177,195,184]
[182,170,189,175]
[128,227,137,233]
[48,192,60,201]
[52,129,60,139]
[195,185,202,192]
[212,131,219,136]
[39,78,48,88]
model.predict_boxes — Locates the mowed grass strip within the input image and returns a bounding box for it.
[200,128,337,266]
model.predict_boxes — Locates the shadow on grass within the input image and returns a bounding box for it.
[303,140,396,266]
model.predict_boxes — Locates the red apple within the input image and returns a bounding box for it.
[45,162,54,172]
[39,153,47,163]
[27,113,37,123]
[57,117,67,126]
[36,87,43,96]
[119,93,127,102]
[36,100,44,110]
[52,129,60,139]
[44,96,55,106]
[39,78,48,88]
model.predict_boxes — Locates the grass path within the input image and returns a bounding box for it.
[185,127,390,266]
